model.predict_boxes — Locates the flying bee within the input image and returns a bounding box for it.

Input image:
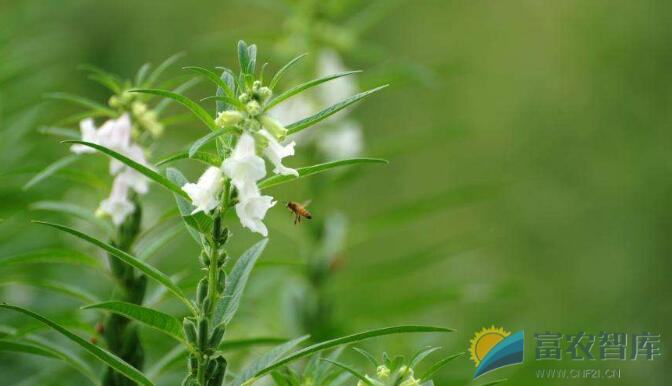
[286,200,312,224]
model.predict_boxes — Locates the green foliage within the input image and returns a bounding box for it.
[258,158,387,189]
[0,304,154,386]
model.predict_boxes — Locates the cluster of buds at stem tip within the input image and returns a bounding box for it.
[357,364,422,386]
[184,78,298,236]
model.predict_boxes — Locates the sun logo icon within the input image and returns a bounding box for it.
[469,326,511,367]
[468,326,525,379]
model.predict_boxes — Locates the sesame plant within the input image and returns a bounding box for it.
[0,42,453,386]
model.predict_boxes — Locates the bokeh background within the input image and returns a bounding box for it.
[1,0,670,385]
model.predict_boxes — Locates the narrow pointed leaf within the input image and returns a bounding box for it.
[44,92,116,116]
[129,89,217,131]
[188,127,234,157]
[213,238,268,326]
[409,346,442,369]
[418,352,465,381]
[247,44,257,74]
[287,85,388,134]
[320,359,372,385]
[0,338,99,385]
[23,154,79,190]
[266,70,361,110]
[258,158,388,190]
[352,347,378,367]
[61,140,189,199]
[270,53,307,90]
[155,78,201,113]
[0,304,154,386]
[147,52,185,86]
[135,63,152,86]
[252,326,453,378]
[82,301,183,342]
[216,69,237,113]
[38,126,80,139]
[184,66,235,99]
[156,150,221,167]
[233,335,310,386]
[238,40,250,74]
[34,221,195,313]
[0,248,101,270]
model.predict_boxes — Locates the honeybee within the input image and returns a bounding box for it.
[287,200,312,224]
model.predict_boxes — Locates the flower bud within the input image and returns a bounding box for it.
[245,100,261,116]
[197,278,208,305]
[209,325,226,348]
[252,80,262,91]
[260,115,287,139]
[216,111,244,128]
[257,86,272,101]
[183,318,198,346]
[198,318,209,350]
[238,92,250,103]
[377,365,390,378]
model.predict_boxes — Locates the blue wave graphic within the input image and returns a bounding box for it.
[474,330,524,379]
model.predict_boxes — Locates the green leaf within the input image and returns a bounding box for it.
[129,89,217,131]
[79,64,123,94]
[22,154,79,190]
[30,200,113,232]
[82,301,184,342]
[216,69,237,114]
[0,338,100,385]
[238,40,250,75]
[409,346,442,369]
[0,279,99,304]
[165,168,213,243]
[184,66,236,100]
[147,52,185,87]
[61,140,189,199]
[258,158,388,190]
[233,335,310,386]
[247,44,257,74]
[352,347,378,367]
[287,85,388,134]
[0,304,154,386]
[213,238,268,326]
[252,326,453,379]
[155,78,201,113]
[418,352,464,381]
[138,223,183,260]
[188,127,234,157]
[265,70,361,110]
[320,359,372,385]
[44,92,116,116]
[135,62,152,87]
[34,221,196,314]
[269,53,307,90]
[155,150,222,167]
[0,248,101,270]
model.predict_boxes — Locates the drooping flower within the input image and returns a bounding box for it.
[215,110,245,128]
[95,113,132,152]
[97,174,135,226]
[182,166,223,214]
[235,190,275,236]
[258,129,298,176]
[259,115,288,139]
[222,132,266,191]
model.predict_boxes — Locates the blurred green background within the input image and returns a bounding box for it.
[1,0,670,385]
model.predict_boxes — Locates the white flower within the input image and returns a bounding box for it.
[235,190,275,236]
[182,166,223,214]
[96,113,132,152]
[316,120,364,160]
[259,115,288,139]
[70,118,98,154]
[222,133,266,191]
[97,174,135,226]
[258,129,298,176]
[109,144,150,196]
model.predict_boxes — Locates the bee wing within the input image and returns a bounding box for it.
[301,199,312,208]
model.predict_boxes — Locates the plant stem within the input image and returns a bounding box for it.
[103,198,146,386]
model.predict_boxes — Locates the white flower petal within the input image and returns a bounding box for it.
[98,174,135,226]
[235,194,275,236]
[259,129,298,176]
[71,118,99,154]
[182,166,223,214]
[222,133,266,189]
[97,113,131,152]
